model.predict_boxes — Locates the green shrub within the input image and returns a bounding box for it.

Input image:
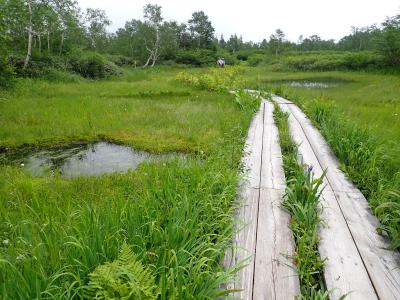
[42,68,83,83]
[0,56,15,88]
[175,49,217,66]
[106,54,137,67]
[12,54,66,78]
[284,51,383,71]
[10,52,122,80]
[247,54,265,66]
[176,66,244,91]
[68,52,121,79]
[235,50,251,61]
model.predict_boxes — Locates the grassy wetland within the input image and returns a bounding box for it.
[1,1,400,298]
[1,64,400,299]
[0,67,258,298]
[245,67,400,251]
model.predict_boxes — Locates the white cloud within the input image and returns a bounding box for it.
[77,0,400,42]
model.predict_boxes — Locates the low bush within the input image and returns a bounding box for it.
[68,52,122,79]
[0,56,15,88]
[9,52,121,80]
[247,53,265,66]
[284,51,384,71]
[106,54,137,67]
[175,49,218,66]
[12,54,67,78]
[176,66,244,91]
[42,68,84,83]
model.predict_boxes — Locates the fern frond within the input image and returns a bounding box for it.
[84,243,159,299]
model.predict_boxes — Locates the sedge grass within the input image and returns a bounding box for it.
[273,87,400,250]
[0,67,254,298]
[246,66,400,249]
[273,104,327,299]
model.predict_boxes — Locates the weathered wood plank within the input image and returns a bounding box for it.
[274,96,378,299]
[224,99,300,299]
[260,101,286,190]
[281,98,400,299]
[252,101,300,300]
[242,102,264,189]
[274,95,400,299]
[233,187,262,299]
[223,102,265,299]
[253,187,300,300]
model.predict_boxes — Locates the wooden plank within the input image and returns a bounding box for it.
[281,99,400,299]
[252,100,300,299]
[319,190,377,299]
[253,188,300,300]
[274,97,379,299]
[233,187,262,299]
[242,102,265,189]
[260,101,286,190]
[224,99,300,299]
[223,102,265,298]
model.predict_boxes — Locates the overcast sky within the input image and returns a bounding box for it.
[77,0,400,42]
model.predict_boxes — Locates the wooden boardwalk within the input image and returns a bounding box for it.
[223,100,300,299]
[273,96,400,300]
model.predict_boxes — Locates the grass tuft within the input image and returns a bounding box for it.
[273,104,327,299]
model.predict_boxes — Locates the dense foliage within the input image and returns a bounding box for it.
[1,1,399,85]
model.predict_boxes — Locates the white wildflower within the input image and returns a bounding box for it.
[16,254,25,261]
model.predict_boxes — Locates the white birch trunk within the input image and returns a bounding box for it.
[23,0,33,70]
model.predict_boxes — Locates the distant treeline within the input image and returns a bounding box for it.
[0,1,399,87]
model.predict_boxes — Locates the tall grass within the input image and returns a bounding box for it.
[244,67,400,250]
[0,67,255,298]
[274,88,400,250]
[0,68,242,153]
[273,105,327,299]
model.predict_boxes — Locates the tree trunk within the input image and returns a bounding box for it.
[150,28,160,67]
[150,51,157,67]
[47,31,50,51]
[59,32,64,55]
[142,53,152,68]
[143,25,161,68]
[23,0,33,70]
[38,34,41,54]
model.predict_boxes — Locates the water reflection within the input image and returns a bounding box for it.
[22,142,182,177]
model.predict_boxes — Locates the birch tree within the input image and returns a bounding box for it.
[142,4,162,67]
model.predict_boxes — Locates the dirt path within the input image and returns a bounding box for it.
[274,95,400,299]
